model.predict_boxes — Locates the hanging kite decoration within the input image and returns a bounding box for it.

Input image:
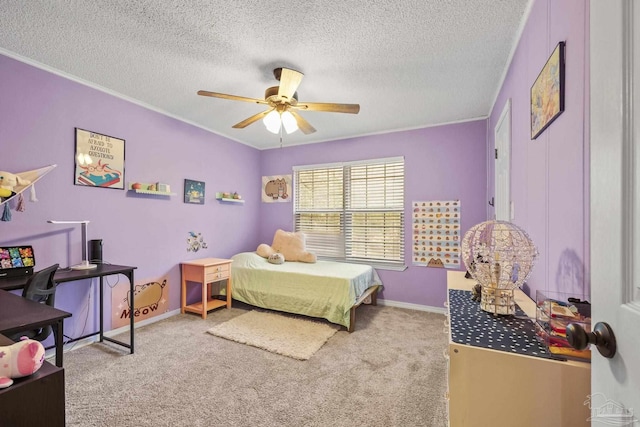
[0,164,57,221]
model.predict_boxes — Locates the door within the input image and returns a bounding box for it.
[590,0,640,424]
[494,99,511,221]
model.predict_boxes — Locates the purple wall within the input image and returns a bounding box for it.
[1,36,498,331]
[1,1,589,331]
[259,121,488,308]
[1,54,262,343]
[488,0,589,299]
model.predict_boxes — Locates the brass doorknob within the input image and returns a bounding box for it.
[566,322,616,358]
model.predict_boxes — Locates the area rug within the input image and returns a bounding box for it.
[207,310,339,360]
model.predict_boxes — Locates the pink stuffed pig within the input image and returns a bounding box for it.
[0,338,45,388]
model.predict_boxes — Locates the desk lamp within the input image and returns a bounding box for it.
[47,220,97,270]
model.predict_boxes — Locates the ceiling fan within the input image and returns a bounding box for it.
[197,67,360,135]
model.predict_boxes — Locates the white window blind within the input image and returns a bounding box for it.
[294,157,404,267]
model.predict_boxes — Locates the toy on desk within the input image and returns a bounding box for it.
[0,337,46,389]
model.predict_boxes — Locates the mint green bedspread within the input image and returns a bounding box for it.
[231,252,382,329]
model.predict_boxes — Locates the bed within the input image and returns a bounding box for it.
[230,252,382,331]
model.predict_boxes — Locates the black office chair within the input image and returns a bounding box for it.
[8,263,60,342]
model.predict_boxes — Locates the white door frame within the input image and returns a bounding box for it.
[495,99,512,221]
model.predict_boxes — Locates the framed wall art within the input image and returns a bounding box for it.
[262,175,291,203]
[74,128,125,189]
[184,179,205,204]
[531,41,565,140]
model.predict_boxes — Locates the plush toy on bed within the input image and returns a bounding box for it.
[257,229,317,263]
[0,337,46,389]
[267,253,285,264]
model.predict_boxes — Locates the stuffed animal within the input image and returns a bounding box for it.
[257,229,317,263]
[0,171,31,197]
[0,338,46,389]
[267,253,285,264]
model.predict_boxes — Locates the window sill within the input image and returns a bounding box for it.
[369,263,407,272]
[317,258,407,271]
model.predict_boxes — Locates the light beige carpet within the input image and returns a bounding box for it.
[207,310,339,360]
[63,303,448,426]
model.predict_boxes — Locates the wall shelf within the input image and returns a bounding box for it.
[215,192,244,204]
[128,182,176,196]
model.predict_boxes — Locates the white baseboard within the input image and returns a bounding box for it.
[53,309,181,356]
[378,298,445,315]
[105,308,181,338]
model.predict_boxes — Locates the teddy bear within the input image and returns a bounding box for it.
[256,229,317,263]
[0,171,31,200]
[0,338,46,389]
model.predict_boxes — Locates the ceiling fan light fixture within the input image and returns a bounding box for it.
[263,110,281,134]
[199,66,357,135]
[281,111,298,134]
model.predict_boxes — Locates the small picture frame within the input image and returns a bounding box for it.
[531,41,565,140]
[74,128,125,189]
[184,179,205,204]
[262,175,291,203]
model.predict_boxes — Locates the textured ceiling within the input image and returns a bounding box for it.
[0,0,530,149]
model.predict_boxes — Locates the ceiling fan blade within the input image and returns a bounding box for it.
[293,102,360,114]
[278,68,304,102]
[232,109,272,129]
[197,90,268,105]
[289,110,316,134]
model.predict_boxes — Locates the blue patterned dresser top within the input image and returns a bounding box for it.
[448,289,555,359]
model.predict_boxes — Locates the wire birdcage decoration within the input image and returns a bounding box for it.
[462,220,538,315]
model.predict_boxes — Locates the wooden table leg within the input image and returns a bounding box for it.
[201,280,207,319]
[180,266,186,315]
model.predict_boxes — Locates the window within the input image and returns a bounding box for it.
[294,157,405,269]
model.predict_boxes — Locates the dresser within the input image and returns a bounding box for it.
[445,271,590,427]
[181,258,233,319]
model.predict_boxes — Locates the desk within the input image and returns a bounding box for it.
[0,334,65,427]
[0,291,71,367]
[0,263,137,359]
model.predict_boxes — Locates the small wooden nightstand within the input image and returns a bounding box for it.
[180,258,233,319]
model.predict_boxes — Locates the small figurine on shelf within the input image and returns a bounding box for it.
[232,192,241,200]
